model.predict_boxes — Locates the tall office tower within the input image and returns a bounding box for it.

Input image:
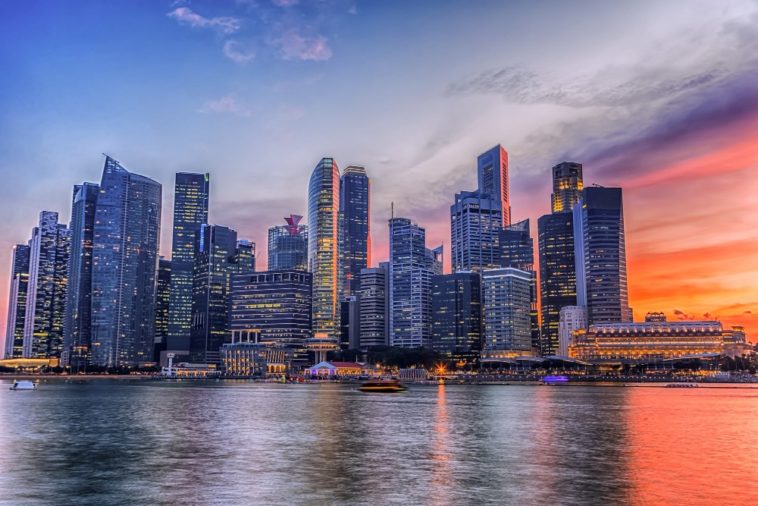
[63,182,99,367]
[477,145,510,226]
[427,245,444,275]
[91,156,162,368]
[538,212,576,356]
[450,191,502,272]
[389,217,433,348]
[22,211,70,359]
[481,267,533,356]
[358,264,389,349]
[339,166,370,297]
[558,305,586,356]
[4,244,31,358]
[499,219,539,352]
[167,172,210,357]
[431,272,481,361]
[268,215,308,271]
[189,225,254,365]
[307,158,340,361]
[340,295,361,350]
[551,162,583,213]
[154,258,172,360]
[574,186,632,325]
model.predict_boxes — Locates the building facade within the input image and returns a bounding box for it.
[477,145,510,226]
[91,156,161,367]
[431,272,481,360]
[268,215,308,271]
[450,191,502,272]
[339,166,370,297]
[358,264,389,349]
[4,244,31,358]
[550,162,583,213]
[558,305,587,356]
[481,267,533,357]
[154,258,171,359]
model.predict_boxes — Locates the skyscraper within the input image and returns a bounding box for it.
[574,186,632,324]
[559,305,586,356]
[268,215,308,271]
[307,158,341,357]
[4,244,30,358]
[63,182,99,367]
[23,211,70,359]
[477,145,510,226]
[450,191,502,272]
[91,156,161,368]
[389,217,433,348]
[358,264,389,349]
[551,162,583,213]
[168,172,210,357]
[481,267,533,357]
[154,258,171,360]
[431,272,481,361]
[339,166,370,297]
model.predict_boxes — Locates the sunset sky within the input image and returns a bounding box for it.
[1,0,756,340]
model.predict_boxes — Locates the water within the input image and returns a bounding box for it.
[1,380,756,505]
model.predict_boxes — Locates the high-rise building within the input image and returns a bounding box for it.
[340,295,361,350]
[23,211,70,359]
[91,156,162,368]
[167,172,210,357]
[558,305,586,356]
[307,158,341,360]
[268,215,308,271]
[481,267,533,357]
[450,191,502,272]
[63,182,99,367]
[4,244,30,358]
[431,272,481,360]
[389,217,433,348]
[154,258,171,360]
[574,186,632,324]
[358,264,389,349]
[189,225,254,365]
[499,219,539,352]
[551,162,583,213]
[339,166,370,297]
[477,145,510,226]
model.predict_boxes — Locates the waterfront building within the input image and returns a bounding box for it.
[23,211,70,359]
[91,156,161,367]
[221,340,292,377]
[481,267,533,358]
[477,144,510,226]
[358,264,389,349]
[450,191,502,272]
[339,295,361,350]
[500,219,539,352]
[154,258,171,360]
[306,361,365,377]
[389,217,434,348]
[63,182,99,367]
[558,305,587,356]
[268,215,308,271]
[574,186,632,325]
[167,172,210,358]
[4,244,30,358]
[339,166,370,297]
[307,158,341,360]
[550,162,583,213]
[431,272,481,361]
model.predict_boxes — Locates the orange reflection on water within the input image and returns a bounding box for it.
[430,384,452,506]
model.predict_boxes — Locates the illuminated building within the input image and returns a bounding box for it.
[23,211,70,359]
[91,156,162,368]
[339,166,370,297]
[558,305,586,356]
[450,191,502,271]
[168,172,209,358]
[569,316,750,363]
[63,182,99,367]
[481,267,533,357]
[4,244,30,358]
[154,258,171,360]
[551,162,583,213]
[268,215,308,271]
[306,361,365,377]
[307,158,340,360]
[431,272,481,360]
[221,340,292,377]
[477,144,510,226]
[358,264,389,349]
[574,186,632,324]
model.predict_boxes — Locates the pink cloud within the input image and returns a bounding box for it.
[223,40,255,63]
[275,31,332,61]
[167,7,241,35]
[199,95,254,117]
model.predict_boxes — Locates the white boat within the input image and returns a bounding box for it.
[9,380,38,391]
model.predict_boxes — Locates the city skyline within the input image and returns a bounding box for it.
[1,0,757,340]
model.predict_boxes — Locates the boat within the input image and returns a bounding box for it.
[541,375,569,385]
[9,380,38,391]
[359,379,407,393]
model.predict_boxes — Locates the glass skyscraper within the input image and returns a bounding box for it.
[63,182,99,367]
[168,172,210,356]
[268,215,308,271]
[23,211,70,359]
[481,267,533,356]
[477,145,510,226]
[339,166,370,297]
[450,191,502,272]
[154,257,171,360]
[4,244,30,358]
[551,162,583,213]
[91,156,161,367]
[574,186,632,324]
[358,264,389,349]
[431,271,481,360]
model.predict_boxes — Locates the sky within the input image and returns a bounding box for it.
[0,0,757,341]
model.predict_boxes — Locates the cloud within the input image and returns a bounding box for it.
[272,0,299,6]
[198,95,254,117]
[274,30,332,61]
[223,40,255,63]
[167,7,241,35]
